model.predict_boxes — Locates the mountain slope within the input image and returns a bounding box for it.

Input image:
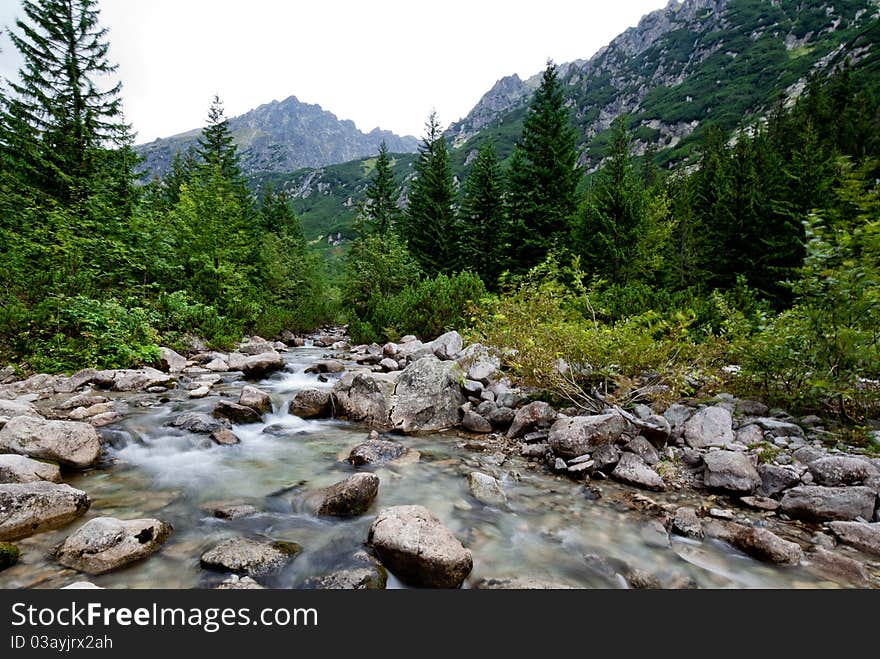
[135,95,419,180]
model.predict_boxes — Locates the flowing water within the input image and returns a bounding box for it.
[0,348,848,589]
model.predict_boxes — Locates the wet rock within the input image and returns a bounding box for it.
[379,358,399,373]
[111,368,174,392]
[729,525,803,566]
[804,547,871,587]
[624,436,660,465]
[431,331,463,360]
[56,517,172,575]
[0,482,90,541]
[808,457,878,487]
[0,416,102,469]
[189,386,210,399]
[473,577,574,589]
[169,412,229,434]
[303,566,387,590]
[462,410,492,434]
[487,407,516,431]
[0,455,61,484]
[739,496,780,511]
[303,473,380,517]
[332,372,398,427]
[213,401,262,425]
[210,429,240,446]
[683,406,734,449]
[507,402,557,439]
[466,472,507,506]
[368,505,473,588]
[780,486,876,522]
[611,453,665,491]
[592,444,621,472]
[158,347,187,373]
[826,522,880,557]
[289,389,332,419]
[68,402,115,421]
[200,537,301,578]
[703,451,761,493]
[672,506,703,539]
[641,519,671,548]
[241,352,285,379]
[202,502,260,520]
[216,575,264,590]
[238,386,271,414]
[390,357,464,433]
[305,359,345,374]
[548,413,628,460]
[757,464,801,497]
[520,443,549,458]
[347,438,408,466]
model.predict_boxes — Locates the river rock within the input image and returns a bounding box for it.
[205,359,228,372]
[169,412,229,434]
[55,517,172,575]
[200,537,301,578]
[467,359,498,384]
[111,368,174,392]
[826,522,880,557]
[289,389,332,419]
[805,547,871,587]
[474,577,574,589]
[808,457,878,487]
[347,438,408,465]
[305,359,345,374]
[683,406,734,448]
[624,436,660,465]
[368,505,472,588]
[210,429,240,446]
[0,416,101,468]
[757,464,801,497]
[487,406,516,431]
[0,399,42,427]
[333,372,398,426]
[548,413,628,460]
[213,401,262,424]
[592,444,621,472]
[53,369,100,394]
[0,455,61,484]
[303,566,387,590]
[203,502,260,520]
[611,453,665,491]
[189,386,210,399]
[379,358,400,372]
[303,473,380,517]
[507,401,557,439]
[0,482,90,541]
[67,402,115,421]
[226,352,247,371]
[728,525,803,565]
[158,347,187,373]
[467,472,507,506]
[703,451,761,493]
[672,506,704,539]
[239,340,275,356]
[241,352,285,379]
[663,403,693,433]
[748,417,804,439]
[462,410,492,434]
[431,331,463,360]
[56,392,109,412]
[780,486,877,522]
[390,357,464,433]
[238,386,271,414]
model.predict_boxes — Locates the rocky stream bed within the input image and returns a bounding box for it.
[0,330,878,589]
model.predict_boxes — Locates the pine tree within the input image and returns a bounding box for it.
[402,111,458,275]
[459,140,505,288]
[362,141,398,236]
[258,185,304,240]
[5,0,131,202]
[575,119,645,285]
[505,60,580,272]
[196,94,243,184]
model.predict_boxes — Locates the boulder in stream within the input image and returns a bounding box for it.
[0,482,90,541]
[56,517,172,575]
[302,473,380,517]
[0,416,101,469]
[200,537,301,578]
[238,386,272,414]
[289,389,332,419]
[0,454,62,484]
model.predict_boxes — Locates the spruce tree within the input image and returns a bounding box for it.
[5,0,131,202]
[505,60,580,272]
[403,111,458,275]
[362,141,398,235]
[197,94,243,184]
[459,140,505,288]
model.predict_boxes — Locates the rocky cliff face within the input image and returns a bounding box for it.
[136,95,419,181]
[445,74,534,148]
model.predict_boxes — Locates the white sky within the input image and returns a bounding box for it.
[0,0,667,144]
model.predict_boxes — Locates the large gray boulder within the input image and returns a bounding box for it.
[467,472,507,506]
[158,347,187,373]
[548,413,628,460]
[0,482,90,541]
[213,401,262,424]
[333,372,399,427]
[723,523,803,566]
[169,412,229,434]
[507,401,557,439]
[302,473,380,517]
[703,451,761,493]
[826,522,880,557]
[347,438,409,466]
[200,537,301,578]
[240,352,285,379]
[683,406,734,448]
[808,457,878,487]
[758,464,801,497]
[0,416,102,468]
[780,486,876,522]
[368,505,472,588]
[289,389,332,419]
[390,357,464,433]
[56,517,172,575]
[111,368,173,392]
[0,455,61,484]
[611,453,665,491]
[431,331,463,361]
[0,399,42,428]
[238,386,271,414]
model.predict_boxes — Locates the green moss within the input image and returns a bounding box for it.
[0,542,20,571]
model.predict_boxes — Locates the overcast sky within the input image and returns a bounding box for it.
[0,0,666,144]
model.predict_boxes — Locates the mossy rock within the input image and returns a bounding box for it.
[0,542,20,571]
